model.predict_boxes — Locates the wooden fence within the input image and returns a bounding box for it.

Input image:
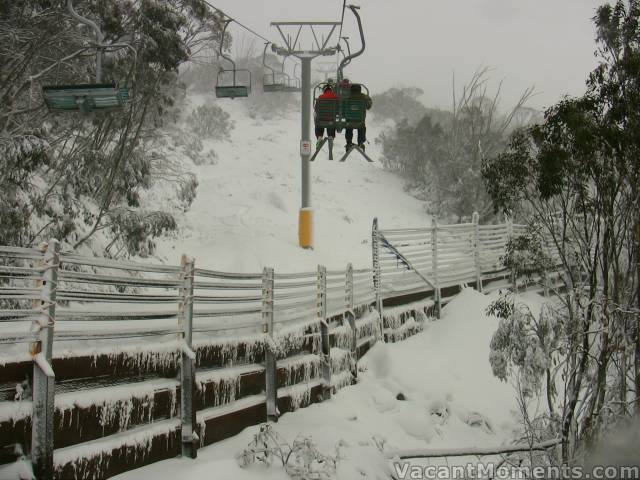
[0,214,547,479]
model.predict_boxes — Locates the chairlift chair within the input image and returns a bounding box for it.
[215,19,251,99]
[289,64,302,93]
[313,81,369,130]
[216,69,251,99]
[285,77,301,93]
[43,83,129,113]
[262,42,286,93]
[312,5,373,163]
[279,56,300,93]
[41,0,132,113]
[313,5,371,130]
[263,72,286,93]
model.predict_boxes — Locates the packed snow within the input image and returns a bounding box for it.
[114,288,543,480]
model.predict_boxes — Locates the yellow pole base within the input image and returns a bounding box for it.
[299,208,313,249]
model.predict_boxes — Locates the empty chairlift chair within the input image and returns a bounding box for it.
[43,83,130,113]
[215,19,251,99]
[41,0,133,113]
[216,69,251,99]
[262,42,286,93]
[263,72,286,93]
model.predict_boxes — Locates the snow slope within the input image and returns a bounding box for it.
[153,94,428,273]
[116,289,536,480]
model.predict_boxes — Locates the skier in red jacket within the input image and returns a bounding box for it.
[314,84,338,149]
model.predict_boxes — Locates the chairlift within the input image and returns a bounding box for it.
[42,0,133,113]
[340,36,352,70]
[280,56,300,93]
[43,83,129,113]
[290,64,302,93]
[313,81,370,130]
[215,19,251,99]
[262,42,286,93]
[312,6,373,163]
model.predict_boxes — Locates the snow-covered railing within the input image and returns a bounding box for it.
[0,215,555,478]
[0,242,379,478]
[374,214,532,317]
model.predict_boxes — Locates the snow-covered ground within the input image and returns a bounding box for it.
[115,289,540,480]
[153,95,429,273]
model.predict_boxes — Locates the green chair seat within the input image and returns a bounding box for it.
[263,83,286,93]
[216,69,252,99]
[42,83,129,113]
[215,86,249,98]
[341,99,367,128]
[314,98,338,127]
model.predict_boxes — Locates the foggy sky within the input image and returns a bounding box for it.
[208,0,605,111]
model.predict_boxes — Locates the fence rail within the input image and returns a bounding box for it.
[0,213,548,479]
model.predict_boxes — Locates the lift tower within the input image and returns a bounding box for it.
[270,22,339,249]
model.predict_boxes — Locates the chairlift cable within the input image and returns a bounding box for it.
[201,0,273,44]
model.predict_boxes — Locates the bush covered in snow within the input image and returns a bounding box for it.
[186,105,235,140]
[236,424,338,480]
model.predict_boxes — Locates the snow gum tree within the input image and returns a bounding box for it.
[0,1,226,257]
[482,0,640,464]
[378,69,534,222]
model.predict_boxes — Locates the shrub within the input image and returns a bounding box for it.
[186,104,234,140]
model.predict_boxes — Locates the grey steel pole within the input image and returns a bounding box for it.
[269,20,341,248]
[299,56,313,248]
[301,56,312,209]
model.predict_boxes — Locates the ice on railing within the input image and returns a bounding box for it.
[196,394,265,446]
[56,339,182,371]
[383,299,434,322]
[330,348,355,374]
[382,298,433,339]
[193,334,265,365]
[274,319,321,357]
[278,382,317,411]
[330,370,353,391]
[55,379,178,431]
[54,418,180,478]
[331,324,354,350]
[195,364,262,407]
[355,310,382,340]
[385,317,421,343]
[0,400,32,424]
[279,353,321,385]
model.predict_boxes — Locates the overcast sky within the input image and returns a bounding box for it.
[210,0,605,111]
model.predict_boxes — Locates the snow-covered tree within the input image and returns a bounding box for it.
[378,69,534,222]
[0,0,226,257]
[483,0,640,463]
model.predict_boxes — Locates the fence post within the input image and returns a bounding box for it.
[371,218,385,339]
[472,211,483,293]
[262,267,278,422]
[178,255,197,458]
[31,239,60,480]
[506,217,517,292]
[344,263,357,381]
[431,218,441,319]
[317,265,331,400]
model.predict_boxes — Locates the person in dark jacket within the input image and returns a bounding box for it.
[345,83,372,151]
[314,84,338,149]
